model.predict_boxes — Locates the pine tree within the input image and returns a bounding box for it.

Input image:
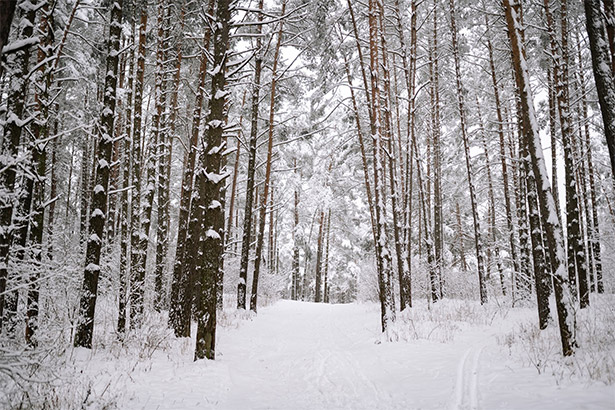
[584,0,615,182]
[193,0,232,361]
[503,0,576,356]
[0,2,37,331]
[75,0,123,348]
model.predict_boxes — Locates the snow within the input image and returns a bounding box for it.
[205,229,221,240]
[214,89,228,100]
[56,300,614,410]
[2,36,40,54]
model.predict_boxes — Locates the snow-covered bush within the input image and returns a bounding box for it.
[501,295,615,385]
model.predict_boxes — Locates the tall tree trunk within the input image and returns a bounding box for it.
[169,0,215,337]
[75,0,123,348]
[584,0,615,183]
[314,211,325,303]
[323,208,331,303]
[292,159,300,301]
[250,0,286,312]
[368,0,396,332]
[377,0,407,314]
[0,3,36,330]
[237,0,264,310]
[25,0,54,346]
[154,0,172,311]
[118,22,136,334]
[545,0,588,308]
[521,116,551,330]
[503,0,576,356]
[193,0,231,361]
[129,8,148,326]
[430,10,444,300]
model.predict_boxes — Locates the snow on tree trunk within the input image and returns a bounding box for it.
[153,0,172,311]
[503,0,576,357]
[368,0,396,333]
[0,4,36,332]
[584,0,615,184]
[193,0,232,361]
[250,1,286,312]
[129,8,148,326]
[237,0,264,311]
[168,0,215,338]
[75,0,123,348]
[118,21,135,334]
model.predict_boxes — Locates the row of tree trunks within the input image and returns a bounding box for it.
[449,0,487,305]
[169,0,216,338]
[503,0,576,357]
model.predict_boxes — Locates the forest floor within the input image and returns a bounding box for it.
[3,297,614,409]
[66,298,614,410]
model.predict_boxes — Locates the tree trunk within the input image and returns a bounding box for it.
[0,0,17,79]
[584,0,615,183]
[75,0,123,348]
[238,0,264,310]
[0,3,36,330]
[250,1,286,312]
[545,0,588,307]
[118,21,136,334]
[129,8,148,326]
[169,0,215,337]
[323,209,331,303]
[368,0,396,332]
[292,159,300,301]
[193,0,231,361]
[154,0,172,311]
[503,0,576,356]
[314,210,325,303]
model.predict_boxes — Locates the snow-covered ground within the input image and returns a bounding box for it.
[57,299,614,410]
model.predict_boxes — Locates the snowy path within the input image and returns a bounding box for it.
[117,300,614,410]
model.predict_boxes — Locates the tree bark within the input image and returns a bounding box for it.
[0,3,36,331]
[129,8,148,326]
[503,0,576,356]
[169,0,215,337]
[238,0,264,310]
[250,0,286,312]
[75,0,123,348]
[584,0,615,183]
[193,0,231,361]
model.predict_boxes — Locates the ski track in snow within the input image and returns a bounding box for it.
[452,343,485,410]
[114,300,614,410]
